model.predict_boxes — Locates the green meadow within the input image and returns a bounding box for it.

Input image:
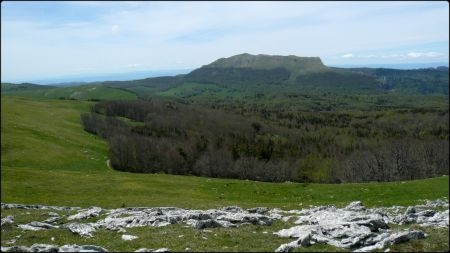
[1,95,448,252]
[1,95,448,209]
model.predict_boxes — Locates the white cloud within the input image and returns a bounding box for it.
[341,52,444,60]
[111,25,120,35]
[127,63,142,68]
[342,53,354,58]
[407,51,442,58]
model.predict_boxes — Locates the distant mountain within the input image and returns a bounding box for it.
[1,82,55,93]
[100,54,449,102]
[183,54,381,92]
[7,69,192,85]
[203,53,328,78]
[349,67,449,94]
[3,54,449,105]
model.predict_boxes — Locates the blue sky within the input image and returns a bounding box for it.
[1,1,449,82]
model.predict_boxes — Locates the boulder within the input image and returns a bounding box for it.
[247,207,270,214]
[59,244,108,252]
[135,248,169,252]
[1,215,14,226]
[64,223,96,237]
[221,206,243,213]
[29,244,59,252]
[44,216,62,223]
[1,246,32,252]
[355,230,425,252]
[68,207,102,220]
[345,201,365,211]
[388,230,425,244]
[121,234,138,241]
[404,206,416,215]
[188,219,221,229]
[18,221,59,231]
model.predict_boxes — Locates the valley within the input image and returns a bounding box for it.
[1,54,449,252]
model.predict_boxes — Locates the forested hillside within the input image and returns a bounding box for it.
[81,99,448,183]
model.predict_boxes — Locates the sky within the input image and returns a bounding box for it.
[1,1,449,82]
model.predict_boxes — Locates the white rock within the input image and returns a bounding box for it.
[65,223,96,237]
[153,248,169,252]
[68,207,102,220]
[18,221,59,231]
[59,244,108,252]
[121,234,138,241]
[1,215,14,226]
[30,244,59,252]
[135,248,169,253]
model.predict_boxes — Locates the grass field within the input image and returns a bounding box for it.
[1,84,137,101]
[1,95,448,210]
[1,95,449,252]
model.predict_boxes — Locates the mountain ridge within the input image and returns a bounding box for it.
[2,54,449,102]
[202,53,329,80]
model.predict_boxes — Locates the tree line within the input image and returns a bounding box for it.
[81,99,449,183]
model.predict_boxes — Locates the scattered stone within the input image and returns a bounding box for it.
[355,230,426,252]
[68,207,102,220]
[1,199,447,252]
[121,234,138,241]
[405,206,416,215]
[345,201,365,211]
[389,205,449,228]
[153,249,169,253]
[419,199,449,208]
[64,223,96,237]
[1,215,14,226]
[275,239,301,252]
[18,221,59,231]
[44,216,62,223]
[59,244,109,252]
[29,243,59,252]
[6,235,22,245]
[135,248,169,252]
[281,216,292,222]
[189,219,221,229]
[1,246,32,252]
[1,203,80,211]
[274,200,437,252]
[222,206,243,213]
[247,207,270,214]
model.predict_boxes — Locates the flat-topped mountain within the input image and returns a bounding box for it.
[185,53,379,90]
[203,53,328,78]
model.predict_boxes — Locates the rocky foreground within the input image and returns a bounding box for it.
[1,199,448,252]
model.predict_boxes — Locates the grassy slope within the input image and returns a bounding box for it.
[1,95,448,210]
[1,84,137,101]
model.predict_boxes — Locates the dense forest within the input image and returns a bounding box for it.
[81,99,449,183]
